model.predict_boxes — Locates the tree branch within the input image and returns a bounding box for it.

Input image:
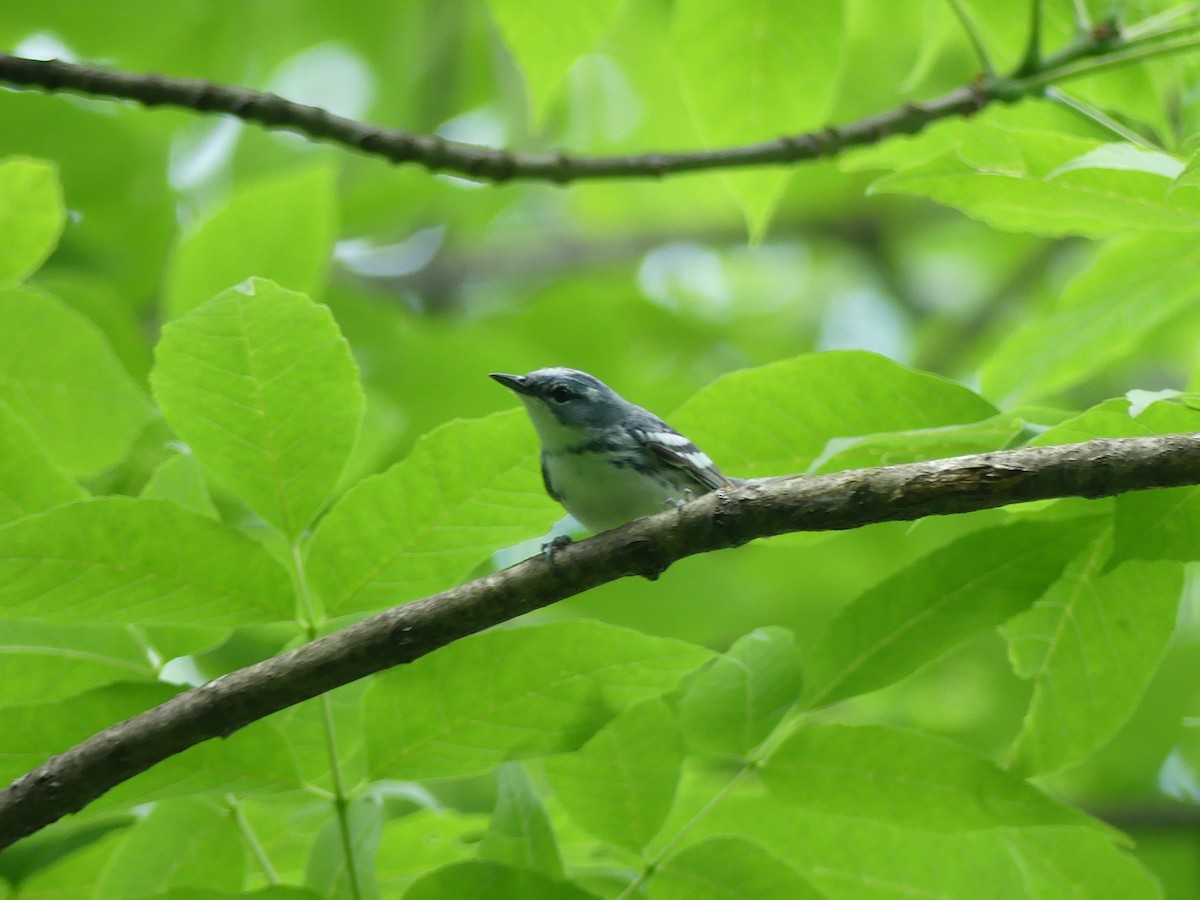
[0,19,1187,184]
[3,434,1200,848]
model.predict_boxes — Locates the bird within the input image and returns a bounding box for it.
[490,367,733,533]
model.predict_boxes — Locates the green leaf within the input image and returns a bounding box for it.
[306,410,555,616]
[813,413,1026,473]
[376,809,491,896]
[162,166,337,319]
[152,279,363,539]
[650,836,823,900]
[1113,486,1200,566]
[480,762,564,878]
[404,860,594,900]
[693,792,1156,898]
[760,724,1095,832]
[0,621,155,705]
[803,516,1105,708]
[678,627,803,757]
[486,0,624,122]
[0,407,85,526]
[670,351,996,478]
[94,799,244,897]
[0,157,65,283]
[871,128,1200,238]
[1050,142,1184,180]
[140,448,219,519]
[671,0,846,236]
[544,697,682,852]
[0,497,293,626]
[1004,535,1182,776]
[982,235,1200,403]
[305,795,382,900]
[365,620,711,780]
[0,286,149,476]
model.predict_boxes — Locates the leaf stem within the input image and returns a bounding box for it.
[292,544,363,900]
[1045,87,1157,147]
[616,765,751,899]
[945,0,995,75]
[1018,0,1044,75]
[1015,33,1200,90]
[226,793,280,884]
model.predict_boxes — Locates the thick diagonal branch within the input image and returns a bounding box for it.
[2,433,1200,848]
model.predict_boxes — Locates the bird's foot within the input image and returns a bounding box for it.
[541,534,573,564]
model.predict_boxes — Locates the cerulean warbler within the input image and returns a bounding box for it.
[491,368,733,533]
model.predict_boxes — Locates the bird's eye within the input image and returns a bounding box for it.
[550,385,573,404]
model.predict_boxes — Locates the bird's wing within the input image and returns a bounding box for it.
[632,424,730,492]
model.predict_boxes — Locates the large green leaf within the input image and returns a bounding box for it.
[678,627,803,758]
[365,620,711,779]
[152,279,363,539]
[0,286,149,476]
[306,410,555,616]
[405,861,594,900]
[670,351,996,479]
[690,791,1156,898]
[871,129,1200,238]
[162,166,337,319]
[0,407,85,526]
[650,836,823,900]
[305,795,382,900]
[480,763,564,878]
[486,0,624,121]
[760,724,1093,832]
[0,621,155,705]
[802,516,1105,708]
[1004,535,1182,776]
[0,497,293,626]
[671,0,846,236]
[982,235,1200,403]
[544,697,682,852]
[0,157,65,284]
[93,799,244,897]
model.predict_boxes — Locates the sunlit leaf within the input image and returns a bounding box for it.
[0,286,149,476]
[153,279,363,539]
[1004,535,1182,775]
[0,497,293,626]
[307,410,555,616]
[650,836,823,900]
[162,166,337,319]
[480,763,564,878]
[544,697,682,851]
[365,621,710,779]
[671,351,995,479]
[761,724,1095,832]
[678,627,803,757]
[0,407,85,526]
[0,157,65,284]
[803,516,1105,708]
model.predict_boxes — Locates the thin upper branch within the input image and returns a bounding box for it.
[3,433,1200,848]
[0,21,1185,184]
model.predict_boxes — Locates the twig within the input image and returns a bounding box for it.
[945,0,996,75]
[2,434,1200,848]
[0,20,1189,185]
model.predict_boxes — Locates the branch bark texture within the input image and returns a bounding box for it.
[3,434,1200,848]
[0,24,1141,184]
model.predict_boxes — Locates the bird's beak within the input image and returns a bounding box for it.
[489,372,536,397]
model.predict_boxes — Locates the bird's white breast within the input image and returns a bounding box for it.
[543,451,682,533]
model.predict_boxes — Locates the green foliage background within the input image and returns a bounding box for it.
[4,0,1200,897]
